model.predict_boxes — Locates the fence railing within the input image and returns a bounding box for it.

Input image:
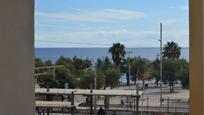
[80,96,189,113]
[113,97,189,113]
[36,93,189,114]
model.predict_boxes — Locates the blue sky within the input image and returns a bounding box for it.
[35,0,189,48]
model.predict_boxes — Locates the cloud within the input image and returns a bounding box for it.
[35,9,146,22]
[35,29,188,48]
[156,18,188,27]
[169,5,189,11]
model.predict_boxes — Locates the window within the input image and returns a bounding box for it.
[35,0,190,114]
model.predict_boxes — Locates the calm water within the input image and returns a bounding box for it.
[35,47,189,63]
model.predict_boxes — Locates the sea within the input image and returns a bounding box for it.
[35,47,189,63]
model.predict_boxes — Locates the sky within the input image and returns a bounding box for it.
[35,0,189,48]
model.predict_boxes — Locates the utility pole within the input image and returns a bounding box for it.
[127,51,132,87]
[159,23,163,107]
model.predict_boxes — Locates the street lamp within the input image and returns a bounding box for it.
[159,23,163,107]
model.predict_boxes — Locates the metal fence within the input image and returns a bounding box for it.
[78,96,189,114]
[35,93,189,114]
[138,97,189,113]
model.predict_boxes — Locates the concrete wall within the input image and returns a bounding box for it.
[0,0,34,115]
[189,0,204,115]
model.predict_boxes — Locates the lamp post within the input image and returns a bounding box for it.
[159,23,163,107]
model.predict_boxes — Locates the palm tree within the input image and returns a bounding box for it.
[109,43,125,86]
[109,43,126,67]
[163,41,181,59]
[162,41,181,93]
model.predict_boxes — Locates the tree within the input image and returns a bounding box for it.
[79,62,106,89]
[162,41,182,93]
[109,43,125,87]
[96,57,112,89]
[163,41,181,59]
[35,58,54,88]
[38,73,57,88]
[35,56,113,89]
[104,67,120,89]
[130,57,150,86]
[150,58,189,90]
[178,59,189,89]
[109,43,126,67]
[163,59,180,93]
[35,58,44,67]
[35,58,44,74]
[120,58,130,86]
[55,56,77,88]
[96,56,112,72]
[96,70,106,89]
[44,60,52,66]
[55,68,76,88]
[72,56,92,70]
[150,58,160,86]
[77,69,95,89]
[56,56,75,73]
